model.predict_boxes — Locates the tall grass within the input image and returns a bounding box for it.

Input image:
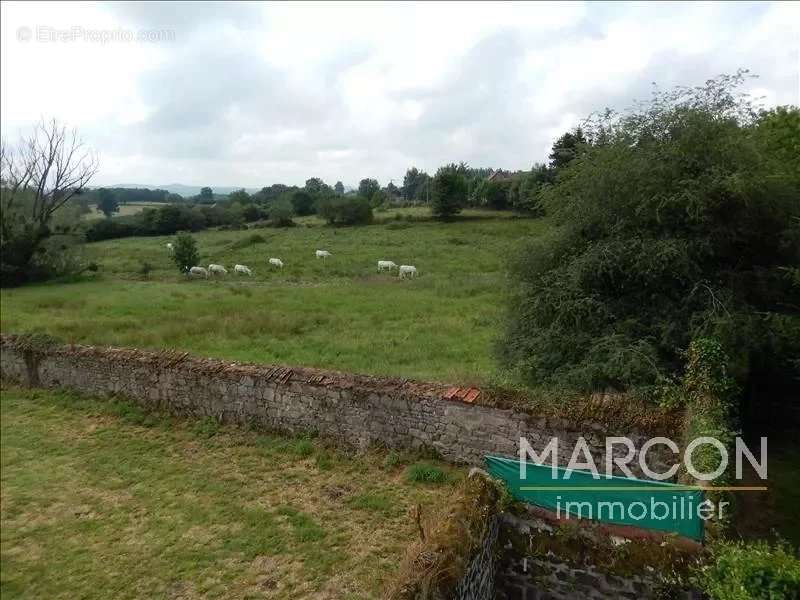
[1,212,549,382]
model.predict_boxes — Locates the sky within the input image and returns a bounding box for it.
[1,1,798,189]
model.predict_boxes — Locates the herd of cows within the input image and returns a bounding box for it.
[165,243,419,279]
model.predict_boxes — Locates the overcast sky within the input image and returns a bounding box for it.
[1,1,798,188]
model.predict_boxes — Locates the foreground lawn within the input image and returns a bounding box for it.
[1,212,548,383]
[0,385,459,599]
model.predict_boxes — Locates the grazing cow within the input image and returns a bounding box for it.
[166,242,174,252]
[208,264,228,276]
[377,260,397,272]
[315,250,332,259]
[234,264,252,276]
[188,266,209,278]
[398,265,417,279]
[269,258,284,268]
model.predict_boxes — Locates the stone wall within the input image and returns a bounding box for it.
[495,511,701,600]
[0,336,674,475]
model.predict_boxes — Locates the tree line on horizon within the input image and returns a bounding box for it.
[83,125,589,224]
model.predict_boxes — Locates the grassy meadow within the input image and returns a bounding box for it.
[0,384,460,599]
[1,208,548,383]
[83,201,166,221]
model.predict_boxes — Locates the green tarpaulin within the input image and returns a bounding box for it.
[485,455,705,541]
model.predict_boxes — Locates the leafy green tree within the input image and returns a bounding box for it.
[357,178,380,199]
[403,167,431,201]
[507,163,553,213]
[317,196,373,225]
[253,184,292,205]
[501,73,800,394]
[96,188,119,218]
[242,203,263,222]
[290,190,315,216]
[228,188,251,204]
[334,181,345,195]
[473,179,510,209]
[173,233,199,273]
[370,189,388,208]
[430,164,467,219]
[415,173,432,203]
[153,204,206,233]
[198,187,214,203]
[304,177,331,199]
[548,127,588,170]
[755,106,800,181]
[269,197,295,226]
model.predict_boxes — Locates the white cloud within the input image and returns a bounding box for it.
[1,1,797,188]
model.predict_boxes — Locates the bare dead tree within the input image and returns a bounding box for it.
[1,119,98,234]
[1,119,98,284]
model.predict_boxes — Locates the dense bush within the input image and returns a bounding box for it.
[317,195,373,225]
[357,178,380,200]
[696,540,800,600]
[472,179,511,209]
[269,198,295,226]
[84,218,140,242]
[82,187,176,205]
[431,163,468,219]
[289,190,315,216]
[172,233,199,273]
[507,163,553,213]
[82,200,268,242]
[501,73,800,393]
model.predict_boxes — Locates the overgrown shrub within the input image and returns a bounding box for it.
[289,190,315,216]
[472,178,511,209]
[695,540,800,600]
[501,73,800,394]
[431,163,468,219]
[83,200,269,243]
[84,218,140,242]
[674,338,738,540]
[269,198,295,227]
[317,195,373,225]
[138,260,154,280]
[172,233,199,274]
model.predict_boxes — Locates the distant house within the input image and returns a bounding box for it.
[487,169,514,182]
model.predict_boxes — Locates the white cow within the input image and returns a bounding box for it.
[315,250,332,259]
[377,260,397,272]
[269,258,284,268]
[166,242,174,252]
[208,264,228,276]
[398,265,418,279]
[188,266,208,278]
[234,264,252,276]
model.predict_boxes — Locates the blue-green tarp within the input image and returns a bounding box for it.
[485,455,705,541]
